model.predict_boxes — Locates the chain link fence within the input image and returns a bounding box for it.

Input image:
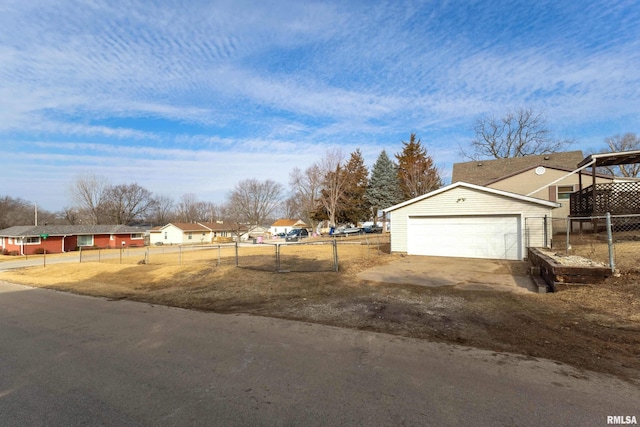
[525,214,640,272]
[236,235,390,272]
[74,234,391,273]
[77,244,238,266]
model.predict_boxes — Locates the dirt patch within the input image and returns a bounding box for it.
[1,247,639,383]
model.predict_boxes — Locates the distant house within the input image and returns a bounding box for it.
[270,219,308,236]
[199,222,244,242]
[0,225,146,256]
[149,222,240,245]
[246,225,270,239]
[150,223,211,245]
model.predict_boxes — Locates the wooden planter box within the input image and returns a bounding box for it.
[528,247,612,292]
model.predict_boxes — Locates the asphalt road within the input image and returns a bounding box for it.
[0,281,638,426]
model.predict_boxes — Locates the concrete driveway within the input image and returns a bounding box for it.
[358,255,535,293]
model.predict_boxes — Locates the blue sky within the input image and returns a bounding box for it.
[1,0,639,211]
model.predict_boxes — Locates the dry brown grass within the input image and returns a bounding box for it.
[0,237,391,304]
[553,232,640,272]
[2,235,639,381]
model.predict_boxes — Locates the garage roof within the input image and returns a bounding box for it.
[384,182,561,213]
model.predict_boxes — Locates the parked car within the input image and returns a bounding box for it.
[285,228,309,242]
[363,225,383,233]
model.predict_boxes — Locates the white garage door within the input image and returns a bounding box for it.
[407,215,521,260]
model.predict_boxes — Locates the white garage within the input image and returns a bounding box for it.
[385,182,559,261]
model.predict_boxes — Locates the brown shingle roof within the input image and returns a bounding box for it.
[198,222,237,231]
[271,219,303,227]
[451,151,584,185]
[166,222,211,232]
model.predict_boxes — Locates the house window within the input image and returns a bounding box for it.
[557,185,575,200]
[131,233,143,240]
[77,235,94,247]
[25,237,41,245]
[188,232,193,240]
[164,232,167,240]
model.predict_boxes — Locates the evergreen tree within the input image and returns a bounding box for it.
[396,133,442,200]
[365,150,401,227]
[338,149,370,225]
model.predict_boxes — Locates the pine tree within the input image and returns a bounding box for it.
[365,150,401,227]
[338,149,370,225]
[396,133,442,200]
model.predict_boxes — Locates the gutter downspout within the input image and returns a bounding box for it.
[526,159,597,197]
[62,235,67,253]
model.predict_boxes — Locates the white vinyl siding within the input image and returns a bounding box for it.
[388,185,555,260]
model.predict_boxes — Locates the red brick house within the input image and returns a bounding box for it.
[0,225,146,256]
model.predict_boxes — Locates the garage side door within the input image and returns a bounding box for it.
[407,216,520,260]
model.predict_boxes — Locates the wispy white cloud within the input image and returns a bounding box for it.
[0,0,638,210]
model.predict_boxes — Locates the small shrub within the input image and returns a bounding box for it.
[33,248,45,255]
[8,250,19,256]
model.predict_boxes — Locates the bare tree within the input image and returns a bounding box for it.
[0,196,60,228]
[102,183,156,224]
[218,202,246,240]
[281,194,303,220]
[289,164,323,232]
[463,107,573,160]
[0,196,34,228]
[227,178,284,226]
[317,148,348,228]
[146,194,175,225]
[61,206,81,225]
[198,201,221,223]
[175,193,200,223]
[601,133,640,177]
[68,173,110,224]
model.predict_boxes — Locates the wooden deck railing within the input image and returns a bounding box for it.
[570,182,640,216]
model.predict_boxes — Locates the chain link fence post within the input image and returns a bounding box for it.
[566,217,571,255]
[606,212,615,272]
